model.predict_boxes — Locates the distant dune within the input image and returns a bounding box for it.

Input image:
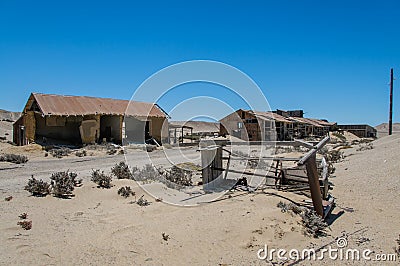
[0,109,21,141]
[375,122,400,137]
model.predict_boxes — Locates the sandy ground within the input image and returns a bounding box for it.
[0,134,399,265]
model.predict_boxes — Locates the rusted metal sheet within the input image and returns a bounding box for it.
[28,93,166,118]
[251,111,293,123]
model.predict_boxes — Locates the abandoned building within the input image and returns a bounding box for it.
[219,109,336,141]
[337,124,377,138]
[13,93,168,146]
[168,121,220,144]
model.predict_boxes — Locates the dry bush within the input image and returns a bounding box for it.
[0,154,28,164]
[111,161,133,179]
[91,169,112,188]
[117,186,135,198]
[278,201,327,238]
[17,220,32,230]
[162,232,170,241]
[395,234,400,258]
[75,150,87,157]
[50,147,71,158]
[25,176,51,196]
[132,164,160,182]
[19,213,28,219]
[277,201,302,215]
[163,165,193,186]
[331,132,346,142]
[356,143,374,151]
[106,144,117,155]
[301,208,328,238]
[137,195,150,206]
[50,171,81,198]
[5,196,13,201]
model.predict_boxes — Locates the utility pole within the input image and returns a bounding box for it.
[389,68,394,135]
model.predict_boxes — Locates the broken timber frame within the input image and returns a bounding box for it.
[200,136,333,218]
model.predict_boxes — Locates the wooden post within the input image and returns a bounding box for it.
[305,154,324,217]
[200,143,223,191]
[389,68,394,135]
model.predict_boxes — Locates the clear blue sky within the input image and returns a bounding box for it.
[1,0,399,126]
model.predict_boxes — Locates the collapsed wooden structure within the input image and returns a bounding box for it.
[200,136,334,218]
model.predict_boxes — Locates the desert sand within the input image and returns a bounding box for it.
[0,133,399,265]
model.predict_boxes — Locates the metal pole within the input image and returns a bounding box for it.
[389,68,394,135]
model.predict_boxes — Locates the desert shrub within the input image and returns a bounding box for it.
[132,164,161,182]
[162,232,170,241]
[17,220,32,230]
[19,213,28,219]
[50,171,81,198]
[331,132,346,142]
[75,150,87,157]
[111,161,133,179]
[137,195,150,206]
[356,143,373,151]
[5,196,13,201]
[278,201,327,238]
[301,208,328,238]
[277,201,302,215]
[395,234,400,258]
[50,147,71,158]
[25,176,50,196]
[91,169,112,188]
[117,186,135,198]
[163,165,193,186]
[0,154,28,164]
[106,145,117,155]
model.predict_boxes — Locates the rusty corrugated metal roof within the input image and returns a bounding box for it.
[251,111,293,123]
[29,93,166,117]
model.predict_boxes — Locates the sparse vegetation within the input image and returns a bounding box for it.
[277,201,327,238]
[50,147,71,158]
[111,161,133,179]
[5,196,13,201]
[162,232,170,241]
[91,169,112,188]
[117,186,135,198]
[25,176,51,196]
[356,142,374,151]
[301,208,328,238]
[137,195,150,206]
[19,213,28,219]
[277,201,302,215]
[75,150,87,157]
[163,165,193,186]
[132,164,161,182]
[0,153,28,164]
[50,171,81,198]
[17,220,32,230]
[331,131,346,142]
[395,234,400,258]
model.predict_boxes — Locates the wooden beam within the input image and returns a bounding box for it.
[297,136,330,166]
[305,154,324,217]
